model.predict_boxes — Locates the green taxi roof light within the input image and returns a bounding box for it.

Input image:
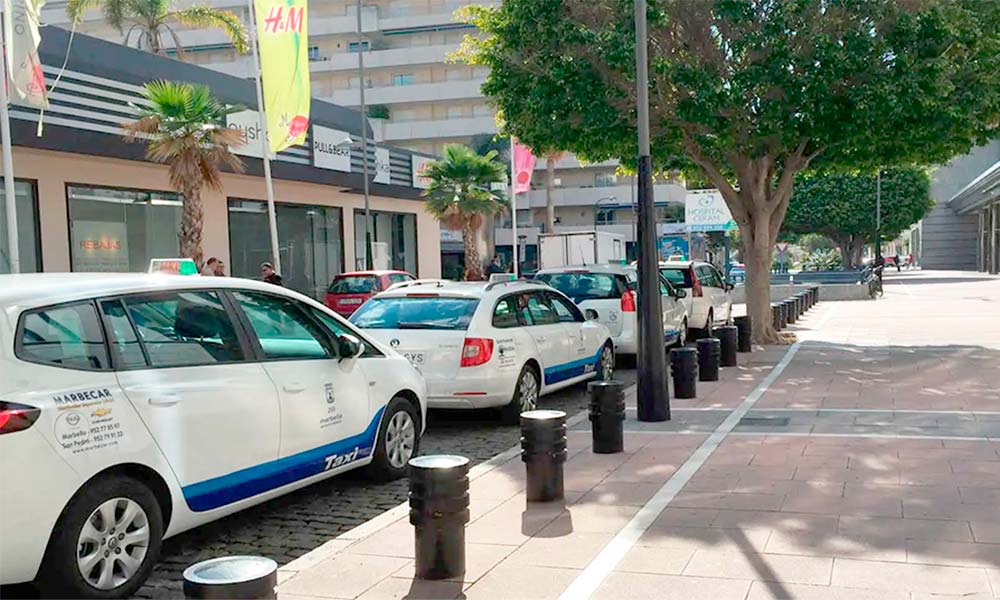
[149,258,200,275]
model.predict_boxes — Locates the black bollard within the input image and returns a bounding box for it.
[521,410,567,502]
[785,299,797,324]
[696,338,721,381]
[588,381,625,454]
[183,556,278,599]
[734,315,752,352]
[670,347,698,399]
[715,325,739,367]
[771,302,782,331]
[408,455,471,580]
[778,301,789,329]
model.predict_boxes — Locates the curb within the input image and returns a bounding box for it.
[276,391,613,583]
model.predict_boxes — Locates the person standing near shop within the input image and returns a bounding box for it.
[201,257,219,276]
[261,262,283,286]
[214,261,227,277]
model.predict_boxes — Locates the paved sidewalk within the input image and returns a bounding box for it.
[278,271,1000,600]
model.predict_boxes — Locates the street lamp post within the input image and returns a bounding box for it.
[356,0,374,270]
[634,0,670,421]
[875,169,882,262]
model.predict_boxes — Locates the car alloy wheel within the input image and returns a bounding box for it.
[599,345,614,381]
[385,410,417,469]
[519,369,539,412]
[76,498,150,591]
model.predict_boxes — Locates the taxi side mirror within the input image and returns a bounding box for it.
[674,288,688,299]
[337,334,365,362]
[584,308,599,321]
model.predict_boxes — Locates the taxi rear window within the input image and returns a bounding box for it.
[329,275,380,294]
[350,297,479,330]
[533,272,624,302]
[660,267,694,288]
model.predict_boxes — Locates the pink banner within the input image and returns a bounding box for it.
[512,140,536,195]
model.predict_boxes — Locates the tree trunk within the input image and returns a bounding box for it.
[178,185,204,267]
[837,236,852,269]
[742,214,780,344]
[462,219,484,281]
[852,240,865,268]
[545,158,556,233]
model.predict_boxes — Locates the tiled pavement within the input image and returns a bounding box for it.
[277,270,1000,600]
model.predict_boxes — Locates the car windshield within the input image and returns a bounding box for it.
[534,272,621,302]
[350,297,480,330]
[660,268,693,288]
[329,275,379,294]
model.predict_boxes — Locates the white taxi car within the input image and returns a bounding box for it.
[350,279,614,423]
[659,261,734,337]
[0,273,426,598]
[534,264,690,354]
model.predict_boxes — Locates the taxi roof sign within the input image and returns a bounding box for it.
[488,273,515,283]
[148,258,200,276]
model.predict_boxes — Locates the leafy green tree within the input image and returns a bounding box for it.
[423,144,508,281]
[67,0,249,56]
[784,168,932,268]
[124,81,244,265]
[458,0,1000,342]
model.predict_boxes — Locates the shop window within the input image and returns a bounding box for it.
[228,199,344,300]
[0,179,41,273]
[67,185,181,273]
[354,210,417,273]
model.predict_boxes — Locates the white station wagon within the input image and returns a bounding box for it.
[0,273,426,598]
[350,279,615,422]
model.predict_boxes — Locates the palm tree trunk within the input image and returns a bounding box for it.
[463,219,484,281]
[179,185,204,267]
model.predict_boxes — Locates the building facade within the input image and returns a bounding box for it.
[0,28,442,299]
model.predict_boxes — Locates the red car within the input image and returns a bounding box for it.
[325,270,415,316]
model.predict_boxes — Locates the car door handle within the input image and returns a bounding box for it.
[283,383,307,394]
[148,395,180,407]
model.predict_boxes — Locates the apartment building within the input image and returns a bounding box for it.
[43,0,689,273]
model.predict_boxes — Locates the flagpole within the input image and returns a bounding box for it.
[247,0,282,275]
[509,137,518,278]
[0,9,21,274]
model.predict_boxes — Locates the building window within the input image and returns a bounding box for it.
[446,105,467,119]
[595,172,618,187]
[228,199,344,300]
[308,45,321,60]
[392,73,415,86]
[596,208,617,225]
[67,185,182,273]
[0,178,42,273]
[347,40,369,53]
[354,210,417,273]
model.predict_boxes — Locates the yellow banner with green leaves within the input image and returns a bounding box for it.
[255,0,310,153]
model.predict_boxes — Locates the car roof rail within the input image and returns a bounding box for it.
[385,279,451,292]
[484,277,546,292]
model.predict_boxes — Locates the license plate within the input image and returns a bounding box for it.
[403,352,425,366]
[340,298,363,305]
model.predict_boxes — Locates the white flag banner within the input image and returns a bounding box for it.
[3,0,48,108]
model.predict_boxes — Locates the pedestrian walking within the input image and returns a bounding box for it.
[486,255,504,275]
[261,262,283,286]
[201,257,219,276]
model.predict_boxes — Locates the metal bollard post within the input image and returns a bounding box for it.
[715,325,738,367]
[670,347,698,399]
[588,381,625,454]
[778,301,789,329]
[521,410,567,502]
[183,556,278,599]
[784,299,797,324]
[734,315,752,352]
[800,292,809,313]
[771,302,782,331]
[696,338,721,381]
[408,455,471,580]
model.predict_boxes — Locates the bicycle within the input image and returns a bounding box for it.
[862,264,884,298]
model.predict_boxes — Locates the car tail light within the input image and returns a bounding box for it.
[691,270,704,297]
[460,338,494,368]
[621,289,637,312]
[0,401,41,435]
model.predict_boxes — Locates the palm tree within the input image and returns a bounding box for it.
[123,80,244,266]
[543,150,566,233]
[423,144,508,281]
[67,0,249,57]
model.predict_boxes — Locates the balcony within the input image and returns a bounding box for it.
[380,115,496,141]
[314,44,454,72]
[328,78,486,107]
[519,182,686,209]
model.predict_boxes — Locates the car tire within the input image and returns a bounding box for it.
[598,343,615,381]
[38,475,163,600]
[697,309,714,339]
[367,397,421,482]
[501,364,539,425]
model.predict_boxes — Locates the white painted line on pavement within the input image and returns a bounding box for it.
[557,340,803,600]
[662,407,1000,416]
[728,431,997,441]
